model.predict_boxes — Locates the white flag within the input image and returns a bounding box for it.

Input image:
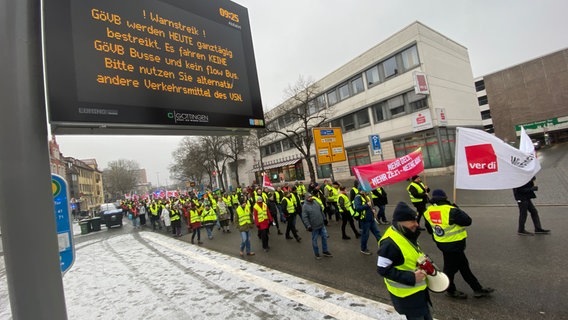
[518,126,535,154]
[454,127,541,190]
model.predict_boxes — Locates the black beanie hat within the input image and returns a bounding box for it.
[431,189,447,199]
[392,202,417,222]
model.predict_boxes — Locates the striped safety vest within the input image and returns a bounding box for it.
[424,204,467,243]
[379,226,428,298]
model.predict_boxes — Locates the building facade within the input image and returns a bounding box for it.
[49,137,104,213]
[474,48,568,144]
[249,22,481,184]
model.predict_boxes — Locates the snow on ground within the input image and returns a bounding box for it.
[1,225,404,319]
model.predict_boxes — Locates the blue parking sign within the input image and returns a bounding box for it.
[52,174,75,274]
[369,134,382,154]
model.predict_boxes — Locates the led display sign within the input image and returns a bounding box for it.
[43,0,264,134]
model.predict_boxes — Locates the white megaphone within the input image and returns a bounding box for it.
[417,255,449,293]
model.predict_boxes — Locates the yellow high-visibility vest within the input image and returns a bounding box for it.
[424,204,467,243]
[379,226,427,298]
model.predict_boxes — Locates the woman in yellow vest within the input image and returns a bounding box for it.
[378,202,431,320]
[201,203,218,240]
[189,203,203,245]
[236,200,255,256]
[253,196,273,252]
[424,189,494,299]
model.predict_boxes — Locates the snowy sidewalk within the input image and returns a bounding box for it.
[2,229,404,319]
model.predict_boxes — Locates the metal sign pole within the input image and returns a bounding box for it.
[0,0,68,318]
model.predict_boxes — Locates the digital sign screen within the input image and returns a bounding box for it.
[43,0,265,134]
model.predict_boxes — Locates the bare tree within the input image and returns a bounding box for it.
[224,135,255,187]
[170,137,209,187]
[102,159,140,198]
[200,136,230,191]
[265,76,332,182]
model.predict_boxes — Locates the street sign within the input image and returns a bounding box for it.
[369,134,382,155]
[52,174,75,274]
[43,0,264,135]
[313,127,346,165]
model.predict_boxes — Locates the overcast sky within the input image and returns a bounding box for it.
[54,0,568,186]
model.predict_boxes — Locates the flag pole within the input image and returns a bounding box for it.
[453,128,460,203]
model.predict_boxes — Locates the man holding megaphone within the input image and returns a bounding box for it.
[378,202,433,320]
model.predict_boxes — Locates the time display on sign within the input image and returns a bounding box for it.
[44,0,264,133]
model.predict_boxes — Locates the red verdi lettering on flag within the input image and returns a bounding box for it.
[352,148,424,190]
[464,144,498,175]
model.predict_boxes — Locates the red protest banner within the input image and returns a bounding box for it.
[352,148,424,191]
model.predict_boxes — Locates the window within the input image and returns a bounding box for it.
[282,138,293,150]
[475,80,485,92]
[347,147,371,175]
[481,110,492,120]
[355,109,370,127]
[351,76,364,95]
[317,163,332,179]
[393,129,456,169]
[267,121,279,131]
[327,90,338,106]
[331,119,341,128]
[383,56,398,78]
[316,94,326,109]
[373,102,385,122]
[338,83,350,101]
[263,141,282,156]
[407,91,428,112]
[343,113,355,132]
[365,65,380,86]
[401,46,419,70]
[387,95,405,116]
[477,96,488,106]
[307,100,317,115]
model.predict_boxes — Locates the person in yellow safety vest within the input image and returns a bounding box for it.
[222,193,235,223]
[350,180,360,202]
[253,196,273,252]
[236,200,255,257]
[406,175,430,231]
[148,201,162,231]
[353,189,381,256]
[295,181,306,201]
[210,194,222,230]
[255,188,266,203]
[324,181,340,222]
[170,205,182,237]
[282,192,301,242]
[337,186,361,240]
[231,191,240,208]
[201,203,218,240]
[188,203,203,244]
[262,187,271,203]
[371,186,389,224]
[378,202,431,319]
[424,189,494,299]
[192,198,202,212]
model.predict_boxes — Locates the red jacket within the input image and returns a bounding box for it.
[253,202,273,230]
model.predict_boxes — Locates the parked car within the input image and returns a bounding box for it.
[99,203,123,228]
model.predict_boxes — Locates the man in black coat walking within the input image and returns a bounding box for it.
[513,176,550,236]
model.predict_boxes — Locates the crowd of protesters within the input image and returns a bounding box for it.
[116,179,394,258]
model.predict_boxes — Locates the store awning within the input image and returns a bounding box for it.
[260,159,301,171]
